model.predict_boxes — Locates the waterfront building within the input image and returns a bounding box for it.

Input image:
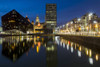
[45,4,57,33]
[60,13,99,33]
[80,13,98,31]
[34,16,44,33]
[1,9,33,33]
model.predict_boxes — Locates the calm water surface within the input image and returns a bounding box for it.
[0,36,100,67]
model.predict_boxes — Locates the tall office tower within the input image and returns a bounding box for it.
[46,4,57,29]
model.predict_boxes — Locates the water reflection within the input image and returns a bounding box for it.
[0,36,58,67]
[55,36,100,65]
[2,36,33,62]
[0,36,100,67]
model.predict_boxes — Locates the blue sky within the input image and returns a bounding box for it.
[0,0,100,26]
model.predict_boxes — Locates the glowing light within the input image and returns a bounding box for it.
[71,47,74,53]
[89,58,93,65]
[63,43,65,48]
[89,13,93,17]
[86,49,89,55]
[46,46,55,51]
[38,42,41,47]
[79,46,82,51]
[79,27,81,31]
[71,21,73,24]
[89,50,92,57]
[63,25,65,27]
[60,42,62,46]
[86,26,89,30]
[36,46,39,53]
[95,24,98,28]
[95,54,99,61]
[78,18,81,21]
[78,50,81,57]
[38,23,41,26]
[67,44,69,50]
[93,21,97,24]
[68,41,70,45]
[9,20,15,22]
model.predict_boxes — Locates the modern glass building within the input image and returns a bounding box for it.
[1,9,33,33]
[45,4,57,29]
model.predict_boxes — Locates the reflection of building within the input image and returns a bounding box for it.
[2,9,33,33]
[2,36,33,62]
[45,36,57,67]
[45,4,57,33]
[59,37,100,64]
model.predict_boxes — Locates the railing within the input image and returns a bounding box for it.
[56,32,100,37]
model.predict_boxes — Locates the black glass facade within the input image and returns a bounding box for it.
[1,9,33,33]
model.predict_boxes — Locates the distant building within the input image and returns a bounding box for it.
[45,4,57,33]
[1,9,33,33]
[34,16,44,33]
[0,27,3,32]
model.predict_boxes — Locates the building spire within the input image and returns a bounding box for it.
[36,16,40,23]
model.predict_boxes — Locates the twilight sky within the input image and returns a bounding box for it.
[0,0,100,26]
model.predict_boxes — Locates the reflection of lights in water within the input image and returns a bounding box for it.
[78,50,81,57]
[46,46,55,51]
[71,42,73,47]
[67,44,69,50]
[95,54,99,61]
[38,42,41,47]
[89,58,93,65]
[89,50,92,57]
[60,42,62,46]
[13,54,16,62]
[57,41,60,45]
[45,43,46,47]
[56,40,59,45]
[36,46,39,53]
[27,37,30,41]
[55,37,59,45]
[55,36,59,41]
[21,36,24,41]
[86,49,89,55]
[71,47,74,53]
[68,41,70,45]
[23,42,25,47]
[32,45,34,48]
[79,46,82,51]
[63,43,65,48]
[75,44,77,50]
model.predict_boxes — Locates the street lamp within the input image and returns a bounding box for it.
[78,18,81,22]
[88,13,93,17]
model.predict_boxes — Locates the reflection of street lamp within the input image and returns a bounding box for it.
[95,54,99,61]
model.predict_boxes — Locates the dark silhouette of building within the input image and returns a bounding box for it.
[1,9,33,33]
[2,36,33,62]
